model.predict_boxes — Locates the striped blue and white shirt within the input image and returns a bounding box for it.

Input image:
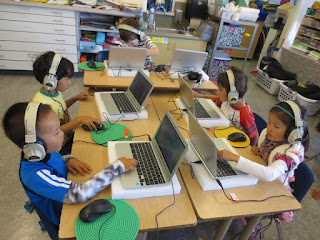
[20,152,125,225]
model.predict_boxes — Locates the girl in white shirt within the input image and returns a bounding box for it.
[218,101,309,223]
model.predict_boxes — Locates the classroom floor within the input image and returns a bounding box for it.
[0,59,319,240]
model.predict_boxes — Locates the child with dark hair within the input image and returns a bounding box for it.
[33,51,101,155]
[2,102,137,240]
[118,18,159,65]
[218,100,309,232]
[194,66,258,145]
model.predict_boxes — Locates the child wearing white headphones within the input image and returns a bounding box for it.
[2,102,138,240]
[118,18,159,65]
[194,66,259,146]
[218,101,309,228]
[32,51,101,155]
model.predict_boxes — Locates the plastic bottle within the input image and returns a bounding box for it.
[148,8,155,31]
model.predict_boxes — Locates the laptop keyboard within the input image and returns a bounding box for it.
[217,158,237,177]
[111,93,136,113]
[130,142,166,186]
[194,99,211,118]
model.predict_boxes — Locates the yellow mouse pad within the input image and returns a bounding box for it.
[214,127,250,148]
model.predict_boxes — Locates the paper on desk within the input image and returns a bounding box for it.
[175,98,230,128]
[185,138,259,191]
[95,92,148,121]
[108,141,181,199]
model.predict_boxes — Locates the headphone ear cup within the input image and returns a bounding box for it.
[228,91,239,104]
[139,31,146,41]
[23,138,47,162]
[43,74,58,91]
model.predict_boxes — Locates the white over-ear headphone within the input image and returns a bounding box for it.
[23,102,46,161]
[43,53,62,91]
[277,100,304,144]
[226,69,239,104]
[118,24,147,41]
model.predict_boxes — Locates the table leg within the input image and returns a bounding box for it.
[136,232,148,240]
[213,218,233,240]
[239,215,262,240]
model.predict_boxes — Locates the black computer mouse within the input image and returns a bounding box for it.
[82,122,105,131]
[228,132,247,142]
[87,60,97,69]
[79,199,112,223]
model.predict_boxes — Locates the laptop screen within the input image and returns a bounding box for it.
[155,114,186,174]
[178,75,195,115]
[108,46,147,69]
[129,71,154,106]
[171,49,208,72]
[188,111,217,177]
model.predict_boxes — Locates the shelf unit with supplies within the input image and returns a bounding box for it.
[295,15,320,52]
[206,18,259,79]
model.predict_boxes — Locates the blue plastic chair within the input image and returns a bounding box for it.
[253,112,267,135]
[97,50,109,62]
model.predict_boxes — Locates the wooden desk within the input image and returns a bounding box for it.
[83,71,218,91]
[150,92,301,240]
[58,92,197,239]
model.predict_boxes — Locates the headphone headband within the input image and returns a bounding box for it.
[275,100,304,144]
[23,102,46,161]
[226,69,239,104]
[24,102,41,144]
[118,24,146,41]
[43,53,62,91]
[284,100,303,128]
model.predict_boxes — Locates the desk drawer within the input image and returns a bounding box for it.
[0,11,76,25]
[0,51,78,63]
[0,41,77,55]
[0,4,75,18]
[0,20,76,35]
[0,59,33,70]
[0,31,77,45]
[0,60,78,71]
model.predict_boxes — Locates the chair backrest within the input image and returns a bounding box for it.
[290,161,315,202]
[253,112,267,135]
[97,50,109,62]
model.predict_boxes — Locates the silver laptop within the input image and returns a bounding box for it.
[178,74,220,120]
[108,46,147,69]
[100,69,154,115]
[170,49,208,72]
[114,111,188,189]
[188,111,248,179]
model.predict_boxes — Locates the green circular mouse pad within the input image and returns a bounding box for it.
[91,123,133,146]
[78,61,105,71]
[75,198,140,240]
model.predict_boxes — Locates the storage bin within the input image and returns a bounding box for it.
[278,81,320,115]
[256,68,283,95]
[79,41,96,52]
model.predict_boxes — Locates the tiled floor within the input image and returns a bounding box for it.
[0,59,319,240]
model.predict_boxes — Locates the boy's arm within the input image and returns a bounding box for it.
[193,90,218,101]
[60,116,101,134]
[147,45,159,56]
[65,92,90,108]
[63,158,137,204]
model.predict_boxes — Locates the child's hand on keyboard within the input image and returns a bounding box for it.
[217,150,240,163]
[118,157,138,172]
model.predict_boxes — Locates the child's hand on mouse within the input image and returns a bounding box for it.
[251,146,261,156]
[66,158,92,176]
[77,117,101,131]
[217,150,240,162]
[76,92,90,101]
[118,157,138,172]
